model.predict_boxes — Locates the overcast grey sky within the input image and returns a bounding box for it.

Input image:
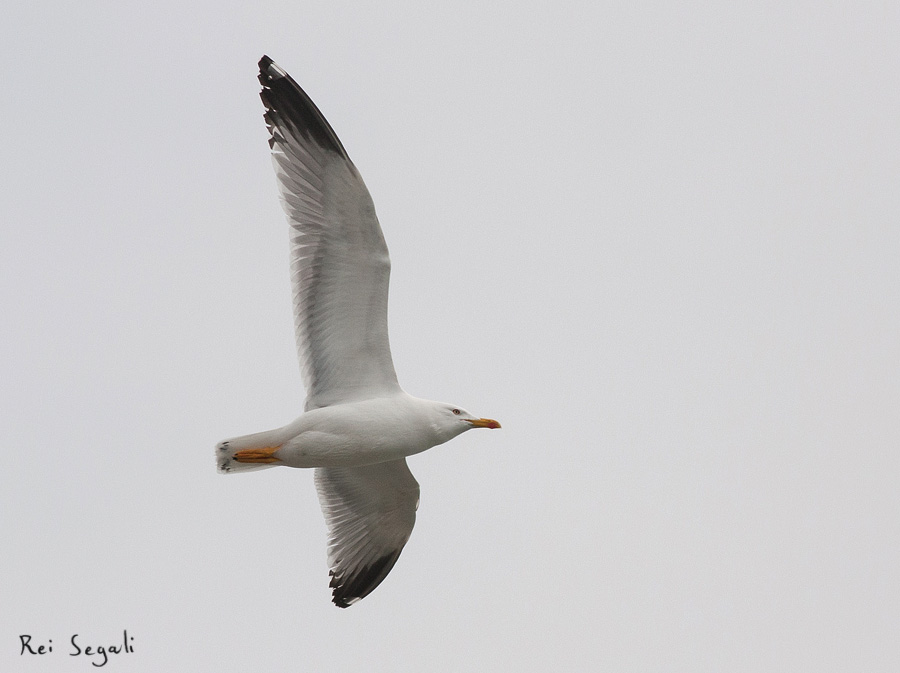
[2,1,899,671]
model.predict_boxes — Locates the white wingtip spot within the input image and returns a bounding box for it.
[267,62,287,79]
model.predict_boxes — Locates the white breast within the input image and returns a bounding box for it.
[276,395,443,468]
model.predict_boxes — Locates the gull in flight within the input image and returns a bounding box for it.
[216,56,501,608]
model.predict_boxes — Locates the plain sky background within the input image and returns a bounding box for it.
[2,1,899,671]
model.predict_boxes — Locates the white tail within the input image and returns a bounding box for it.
[215,428,286,474]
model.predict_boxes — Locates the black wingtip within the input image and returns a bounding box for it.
[329,552,403,608]
[257,55,351,161]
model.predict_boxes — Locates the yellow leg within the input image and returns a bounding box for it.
[232,446,282,464]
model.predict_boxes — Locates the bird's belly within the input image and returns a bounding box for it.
[276,429,432,468]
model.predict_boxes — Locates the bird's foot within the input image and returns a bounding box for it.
[232,447,282,464]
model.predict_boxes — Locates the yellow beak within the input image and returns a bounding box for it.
[467,418,501,429]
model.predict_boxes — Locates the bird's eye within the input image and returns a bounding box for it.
[452,408,461,415]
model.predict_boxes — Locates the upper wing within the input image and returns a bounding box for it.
[258,56,401,409]
[314,459,420,608]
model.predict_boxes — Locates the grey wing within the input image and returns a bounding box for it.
[314,459,420,608]
[258,56,401,409]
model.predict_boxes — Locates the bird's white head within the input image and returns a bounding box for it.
[429,402,501,442]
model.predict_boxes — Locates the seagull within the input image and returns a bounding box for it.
[216,56,500,608]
